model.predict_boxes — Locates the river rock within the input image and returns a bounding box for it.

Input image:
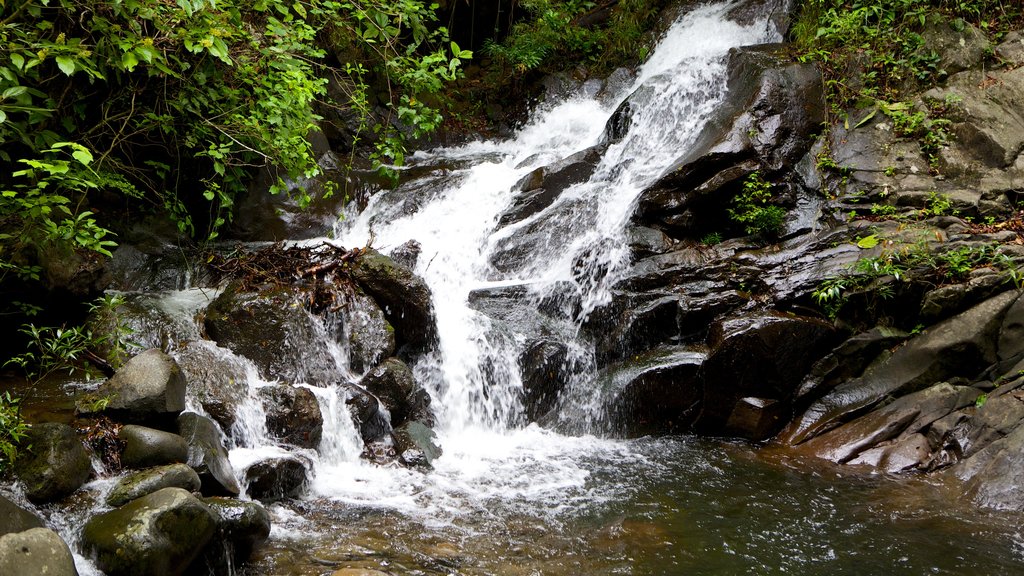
[177,412,240,496]
[519,340,570,422]
[14,422,92,503]
[393,421,442,468]
[204,284,341,385]
[82,487,216,576]
[696,312,838,440]
[497,145,602,228]
[120,425,189,469]
[191,497,271,574]
[359,358,416,425]
[86,348,186,426]
[343,383,392,446]
[0,494,44,536]
[782,290,1019,445]
[343,291,396,374]
[350,248,438,351]
[173,340,251,430]
[243,456,309,501]
[258,385,323,449]
[106,463,202,508]
[0,528,78,576]
[600,346,705,437]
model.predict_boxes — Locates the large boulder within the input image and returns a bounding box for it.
[191,497,271,575]
[173,340,251,430]
[359,358,416,425]
[599,346,705,437]
[782,290,1020,445]
[106,463,202,508]
[203,284,340,385]
[955,410,1024,511]
[497,145,603,228]
[0,528,78,576]
[14,422,92,503]
[177,413,240,496]
[0,494,44,537]
[393,421,442,469]
[519,340,571,422]
[258,385,323,449]
[243,456,309,502]
[350,249,437,351]
[82,487,217,576]
[343,291,396,374]
[86,348,186,425]
[695,312,839,440]
[119,425,189,469]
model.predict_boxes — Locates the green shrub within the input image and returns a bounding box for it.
[729,172,786,239]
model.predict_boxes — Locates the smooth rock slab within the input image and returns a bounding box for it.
[106,463,202,508]
[119,425,189,469]
[0,527,78,576]
[14,422,92,503]
[89,348,186,425]
[82,487,216,576]
[177,412,240,496]
[0,494,44,536]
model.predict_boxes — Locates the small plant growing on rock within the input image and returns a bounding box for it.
[730,172,786,240]
[0,392,29,473]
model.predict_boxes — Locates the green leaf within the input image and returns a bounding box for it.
[0,110,6,124]
[3,86,28,99]
[55,56,76,76]
[71,148,93,165]
[121,51,139,71]
[10,53,25,70]
[857,235,880,249]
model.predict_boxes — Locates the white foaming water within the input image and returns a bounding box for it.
[309,0,780,520]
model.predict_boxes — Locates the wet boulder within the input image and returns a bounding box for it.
[519,340,570,422]
[204,284,339,385]
[0,494,44,536]
[696,312,838,440]
[497,146,603,228]
[258,384,323,449]
[191,497,271,574]
[793,326,911,404]
[342,383,392,446]
[119,425,189,469]
[173,340,251,430]
[14,422,92,503]
[82,487,217,576]
[343,291,396,374]
[782,290,1020,445]
[359,358,416,425]
[394,421,442,469]
[177,412,240,497]
[106,464,202,508]
[0,528,78,576]
[600,346,705,437]
[85,348,186,426]
[350,249,437,351]
[243,456,309,502]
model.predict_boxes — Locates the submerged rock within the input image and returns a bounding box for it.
[173,340,251,430]
[191,497,271,574]
[177,412,240,497]
[600,346,705,437]
[0,528,78,576]
[359,357,416,425]
[82,487,217,576]
[393,421,442,468]
[519,340,571,422]
[243,456,309,502]
[14,422,92,503]
[342,291,396,374]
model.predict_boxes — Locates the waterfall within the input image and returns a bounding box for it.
[336,0,781,437]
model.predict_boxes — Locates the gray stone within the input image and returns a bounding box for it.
[243,457,308,502]
[82,487,216,576]
[106,464,202,508]
[177,413,240,496]
[0,494,44,537]
[359,358,416,425]
[173,340,251,430]
[119,425,189,469]
[350,249,437,351]
[920,17,990,76]
[13,422,92,503]
[343,291,395,374]
[0,528,78,576]
[192,497,271,574]
[258,385,323,449]
[86,348,186,424]
[393,421,442,469]
[995,31,1024,66]
[600,346,705,437]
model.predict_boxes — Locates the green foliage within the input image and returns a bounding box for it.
[0,0,470,284]
[700,232,723,246]
[729,172,786,239]
[0,391,29,473]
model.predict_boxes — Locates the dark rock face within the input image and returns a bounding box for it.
[696,313,839,440]
[243,457,309,502]
[350,249,438,351]
[119,425,189,469]
[343,291,396,374]
[0,494,45,537]
[519,340,570,422]
[634,44,824,239]
[601,346,705,437]
[106,464,203,508]
[359,358,417,425]
[14,422,92,503]
[192,497,271,575]
[393,421,442,469]
[0,527,79,576]
[176,412,240,497]
[87,348,186,425]
[342,383,392,446]
[173,340,251,430]
[497,146,603,228]
[258,385,323,449]
[82,487,217,576]
[204,284,340,385]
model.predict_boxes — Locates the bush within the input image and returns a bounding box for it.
[729,172,786,239]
